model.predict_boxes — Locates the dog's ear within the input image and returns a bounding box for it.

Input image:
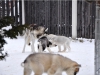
[47,41,52,47]
[48,41,52,45]
[73,64,81,68]
[45,28,48,32]
[29,24,36,29]
[73,64,81,75]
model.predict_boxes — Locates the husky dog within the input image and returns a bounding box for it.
[29,24,48,39]
[21,53,81,75]
[22,24,48,53]
[22,29,33,53]
[47,34,72,52]
[38,36,57,53]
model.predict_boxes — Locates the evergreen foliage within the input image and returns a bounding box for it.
[0,16,29,60]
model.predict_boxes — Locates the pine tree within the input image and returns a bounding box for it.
[0,16,29,60]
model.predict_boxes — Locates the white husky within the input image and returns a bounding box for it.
[21,53,81,75]
[22,24,48,53]
[47,34,72,52]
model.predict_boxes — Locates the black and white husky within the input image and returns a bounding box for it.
[38,36,57,52]
[22,24,48,53]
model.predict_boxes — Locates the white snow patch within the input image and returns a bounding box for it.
[0,36,94,75]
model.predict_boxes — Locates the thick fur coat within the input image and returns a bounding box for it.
[38,36,57,52]
[47,34,72,52]
[22,24,48,53]
[21,53,81,75]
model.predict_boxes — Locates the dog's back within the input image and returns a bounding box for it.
[22,53,53,72]
[22,53,75,70]
[47,34,71,45]
[54,36,70,44]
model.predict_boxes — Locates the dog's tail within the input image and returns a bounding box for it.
[45,28,48,32]
[21,62,25,67]
[21,59,27,67]
[73,64,81,74]
[44,28,48,34]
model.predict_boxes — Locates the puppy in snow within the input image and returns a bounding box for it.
[47,34,72,52]
[21,53,81,75]
[38,36,57,53]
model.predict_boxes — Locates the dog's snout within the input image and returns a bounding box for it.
[55,45,57,46]
[28,43,31,45]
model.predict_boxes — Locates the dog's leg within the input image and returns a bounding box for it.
[38,44,43,52]
[24,67,32,75]
[62,43,71,52]
[48,69,62,75]
[58,45,61,52]
[47,47,53,53]
[30,61,44,75]
[65,43,71,52]
[31,35,35,53]
[47,65,57,75]
[61,44,67,52]
[22,37,28,53]
[55,68,62,75]
[37,44,40,52]
[22,31,31,53]
[67,45,71,52]
[47,43,53,53]
[65,68,74,75]
[22,42,26,53]
[47,58,61,75]
[31,41,35,53]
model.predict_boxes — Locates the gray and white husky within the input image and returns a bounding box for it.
[22,24,48,53]
[21,53,81,75]
[47,34,72,52]
[38,36,57,53]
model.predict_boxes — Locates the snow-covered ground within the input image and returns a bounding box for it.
[0,36,94,75]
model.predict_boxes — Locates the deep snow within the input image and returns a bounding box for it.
[0,36,94,75]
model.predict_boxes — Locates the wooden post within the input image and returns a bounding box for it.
[22,0,25,24]
[95,1,100,75]
[72,0,77,39]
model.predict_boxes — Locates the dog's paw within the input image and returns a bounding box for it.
[58,51,64,53]
[59,50,67,53]
[43,51,47,53]
[49,51,54,53]
[60,51,65,53]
